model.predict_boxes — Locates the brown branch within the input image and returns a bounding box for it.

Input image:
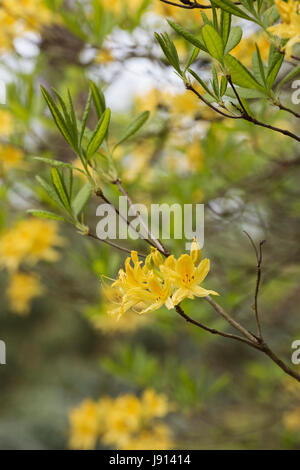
[159,0,250,10]
[243,232,265,339]
[86,232,146,258]
[175,304,261,349]
[276,102,300,119]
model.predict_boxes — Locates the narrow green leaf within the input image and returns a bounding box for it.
[221,10,231,45]
[51,167,71,211]
[27,209,66,222]
[33,157,86,175]
[267,53,284,88]
[115,111,150,149]
[90,81,106,119]
[201,24,224,62]
[40,86,73,148]
[80,88,92,144]
[225,54,264,90]
[225,87,266,99]
[210,0,253,21]
[167,20,208,52]
[86,108,111,158]
[188,69,216,98]
[224,26,242,55]
[185,47,200,71]
[36,175,65,210]
[275,64,300,91]
[72,183,92,218]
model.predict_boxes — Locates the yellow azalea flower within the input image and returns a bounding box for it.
[69,390,174,450]
[6,272,43,315]
[100,0,145,15]
[125,271,174,314]
[0,110,13,136]
[69,399,101,450]
[0,145,24,174]
[141,389,170,419]
[160,239,219,305]
[0,218,64,271]
[268,0,300,59]
[121,424,174,450]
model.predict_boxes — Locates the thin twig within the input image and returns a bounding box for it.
[114,178,169,256]
[159,0,250,10]
[86,232,146,258]
[243,231,265,339]
[276,102,300,119]
[175,304,261,349]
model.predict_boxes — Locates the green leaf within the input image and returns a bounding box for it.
[252,45,266,87]
[114,111,150,149]
[201,24,224,62]
[51,167,71,211]
[80,88,92,144]
[167,20,208,52]
[188,69,216,98]
[275,64,300,91]
[267,53,284,88]
[27,209,66,222]
[210,0,253,21]
[225,54,263,90]
[72,183,92,218]
[220,76,228,96]
[262,4,280,28]
[225,87,266,99]
[185,47,200,71]
[220,10,231,45]
[40,86,74,148]
[36,175,65,210]
[224,26,242,55]
[86,108,111,158]
[90,81,106,119]
[33,157,85,174]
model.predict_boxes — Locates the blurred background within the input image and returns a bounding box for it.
[0,0,300,450]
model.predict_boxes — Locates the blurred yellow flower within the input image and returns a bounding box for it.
[231,32,270,68]
[69,390,174,450]
[0,218,64,271]
[94,49,114,64]
[6,271,43,315]
[283,407,300,432]
[0,145,24,174]
[0,110,13,136]
[268,0,300,59]
[69,399,101,450]
[100,0,145,15]
[122,423,173,450]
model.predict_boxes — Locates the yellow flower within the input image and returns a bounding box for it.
[283,407,300,432]
[160,239,219,305]
[6,271,43,315]
[100,0,144,15]
[94,49,114,64]
[69,399,101,450]
[231,32,270,68]
[122,424,174,450]
[0,110,13,136]
[0,218,64,271]
[268,0,300,59]
[69,390,174,450]
[141,389,170,419]
[0,145,24,174]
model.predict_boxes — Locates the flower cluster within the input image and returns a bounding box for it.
[268,0,300,59]
[69,389,173,450]
[102,238,218,321]
[0,144,25,176]
[0,218,64,314]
